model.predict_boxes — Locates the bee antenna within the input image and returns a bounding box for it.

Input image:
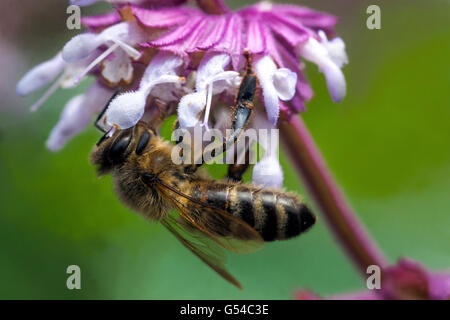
[95,87,122,133]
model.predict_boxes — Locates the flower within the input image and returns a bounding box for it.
[251,114,283,188]
[17,1,348,188]
[128,2,346,122]
[62,20,146,85]
[47,81,114,151]
[104,51,185,129]
[299,30,348,102]
[254,55,297,125]
[20,1,449,302]
[16,52,100,111]
[177,52,240,129]
[294,259,450,300]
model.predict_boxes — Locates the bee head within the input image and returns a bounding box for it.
[90,122,155,176]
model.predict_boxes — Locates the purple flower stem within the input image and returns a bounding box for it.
[280,116,388,276]
[195,0,230,15]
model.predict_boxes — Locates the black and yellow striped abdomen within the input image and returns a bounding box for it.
[189,182,316,242]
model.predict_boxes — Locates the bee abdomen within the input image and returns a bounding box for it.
[276,196,316,240]
[190,183,315,242]
[199,184,256,228]
[227,186,316,242]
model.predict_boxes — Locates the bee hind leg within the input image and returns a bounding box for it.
[227,147,251,182]
[223,52,256,152]
[175,52,257,176]
[223,52,256,181]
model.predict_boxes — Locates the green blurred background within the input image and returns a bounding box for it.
[0,0,449,299]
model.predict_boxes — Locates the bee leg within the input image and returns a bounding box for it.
[223,52,257,152]
[220,52,257,179]
[173,119,183,145]
[178,52,257,175]
[227,146,250,181]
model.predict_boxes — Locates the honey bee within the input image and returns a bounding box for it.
[90,54,316,289]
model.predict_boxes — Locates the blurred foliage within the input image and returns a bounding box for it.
[0,0,449,299]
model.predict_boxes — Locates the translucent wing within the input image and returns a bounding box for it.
[161,214,243,289]
[154,177,264,255]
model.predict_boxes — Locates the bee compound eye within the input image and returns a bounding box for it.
[108,130,132,164]
[135,131,151,155]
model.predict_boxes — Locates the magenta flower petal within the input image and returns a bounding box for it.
[211,14,243,70]
[81,12,121,29]
[266,14,310,48]
[160,19,211,56]
[246,17,266,54]
[131,6,193,28]
[295,259,450,300]
[382,259,450,300]
[147,16,203,47]
[260,22,283,67]
[131,2,345,110]
[196,15,228,50]
[276,4,338,31]
[289,95,306,113]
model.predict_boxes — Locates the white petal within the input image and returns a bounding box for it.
[101,53,185,130]
[300,36,347,102]
[252,156,284,188]
[62,34,101,63]
[101,49,133,84]
[140,52,183,89]
[326,38,348,68]
[137,52,185,102]
[178,92,207,128]
[273,68,297,101]
[196,53,231,91]
[318,30,348,68]
[59,64,86,89]
[299,37,330,68]
[16,53,65,96]
[255,55,280,126]
[85,81,115,113]
[71,43,120,86]
[209,70,240,95]
[322,61,346,103]
[46,94,93,151]
[148,75,185,102]
[112,39,141,61]
[105,91,147,129]
[101,22,146,48]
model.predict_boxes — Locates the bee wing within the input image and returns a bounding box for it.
[162,214,243,290]
[153,178,264,255]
